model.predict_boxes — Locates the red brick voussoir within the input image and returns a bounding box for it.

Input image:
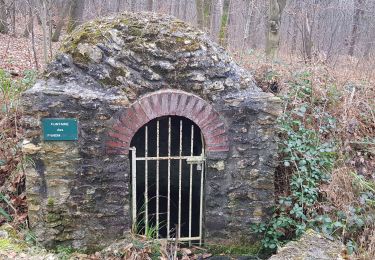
[106,89,229,155]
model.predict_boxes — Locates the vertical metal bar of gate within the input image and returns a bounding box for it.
[189,125,194,246]
[131,147,137,229]
[145,126,149,231]
[156,120,160,238]
[178,120,183,239]
[167,117,171,239]
[199,136,205,246]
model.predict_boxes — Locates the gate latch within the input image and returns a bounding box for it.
[187,155,205,165]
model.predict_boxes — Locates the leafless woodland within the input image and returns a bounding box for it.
[0,0,375,75]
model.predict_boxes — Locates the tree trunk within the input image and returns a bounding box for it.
[290,0,300,55]
[241,0,253,55]
[291,20,298,55]
[130,0,136,12]
[48,0,53,59]
[182,0,188,20]
[67,0,85,33]
[348,0,364,56]
[265,0,287,58]
[52,1,71,42]
[219,0,230,46]
[116,0,121,12]
[40,0,49,64]
[37,12,42,25]
[27,2,39,69]
[11,0,16,35]
[248,1,257,49]
[204,0,212,30]
[363,17,374,61]
[363,40,372,61]
[23,12,33,37]
[0,0,8,34]
[302,11,313,62]
[146,0,153,11]
[196,0,204,29]
[174,0,181,16]
[210,0,223,41]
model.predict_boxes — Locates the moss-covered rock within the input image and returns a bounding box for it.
[269,229,345,260]
[0,224,29,253]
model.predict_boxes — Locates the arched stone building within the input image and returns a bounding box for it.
[22,12,281,250]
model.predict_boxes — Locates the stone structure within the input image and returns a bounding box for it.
[21,12,281,251]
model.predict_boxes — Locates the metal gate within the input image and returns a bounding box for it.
[130,116,205,244]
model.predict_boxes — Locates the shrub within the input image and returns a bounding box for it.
[251,67,374,256]
[0,69,37,226]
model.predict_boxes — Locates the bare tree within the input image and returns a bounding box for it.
[348,0,364,56]
[0,0,8,33]
[11,0,16,35]
[23,2,34,38]
[26,1,38,69]
[210,0,223,41]
[52,0,71,42]
[131,0,136,12]
[196,0,204,29]
[241,0,253,55]
[67,0,85,33]
[1,0,374,70]
[290,0,300,55]
[301,9,313,62]
[39,0,49,64]
[203,0,212,29]
[47,0,53,59]
[265,0,287,58]
[146,0,153,12]
[182,0,188,19]
[116,0,121,12]
[220,0,230,46]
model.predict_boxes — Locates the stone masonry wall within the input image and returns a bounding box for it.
[21,12,282,251]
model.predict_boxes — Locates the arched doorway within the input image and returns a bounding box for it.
[129,116,205,244]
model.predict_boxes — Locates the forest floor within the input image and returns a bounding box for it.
[0,21,375,259]
[0,223,221,260]
[0,22,59,74]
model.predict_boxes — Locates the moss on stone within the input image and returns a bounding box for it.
[59,12,203,68]
[61,23,103,52]
[0,224,28,252]
[128,25,143,37]
[60,19,115,65]
[72,52,91,65]
[98,67,128,86]
[47,197,55,207]
[0,224,19,239]
[175,37,201,52]
[46,212,61,222]
[153,36,200,53]
[0,238,24,252]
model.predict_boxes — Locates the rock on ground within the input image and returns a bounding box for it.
[269,230,345,260]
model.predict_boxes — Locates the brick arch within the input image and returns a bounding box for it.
[106,89,229,155]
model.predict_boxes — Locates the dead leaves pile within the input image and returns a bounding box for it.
[91,239,213,260]
[0,112,28,226]
[0,16,61,74]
